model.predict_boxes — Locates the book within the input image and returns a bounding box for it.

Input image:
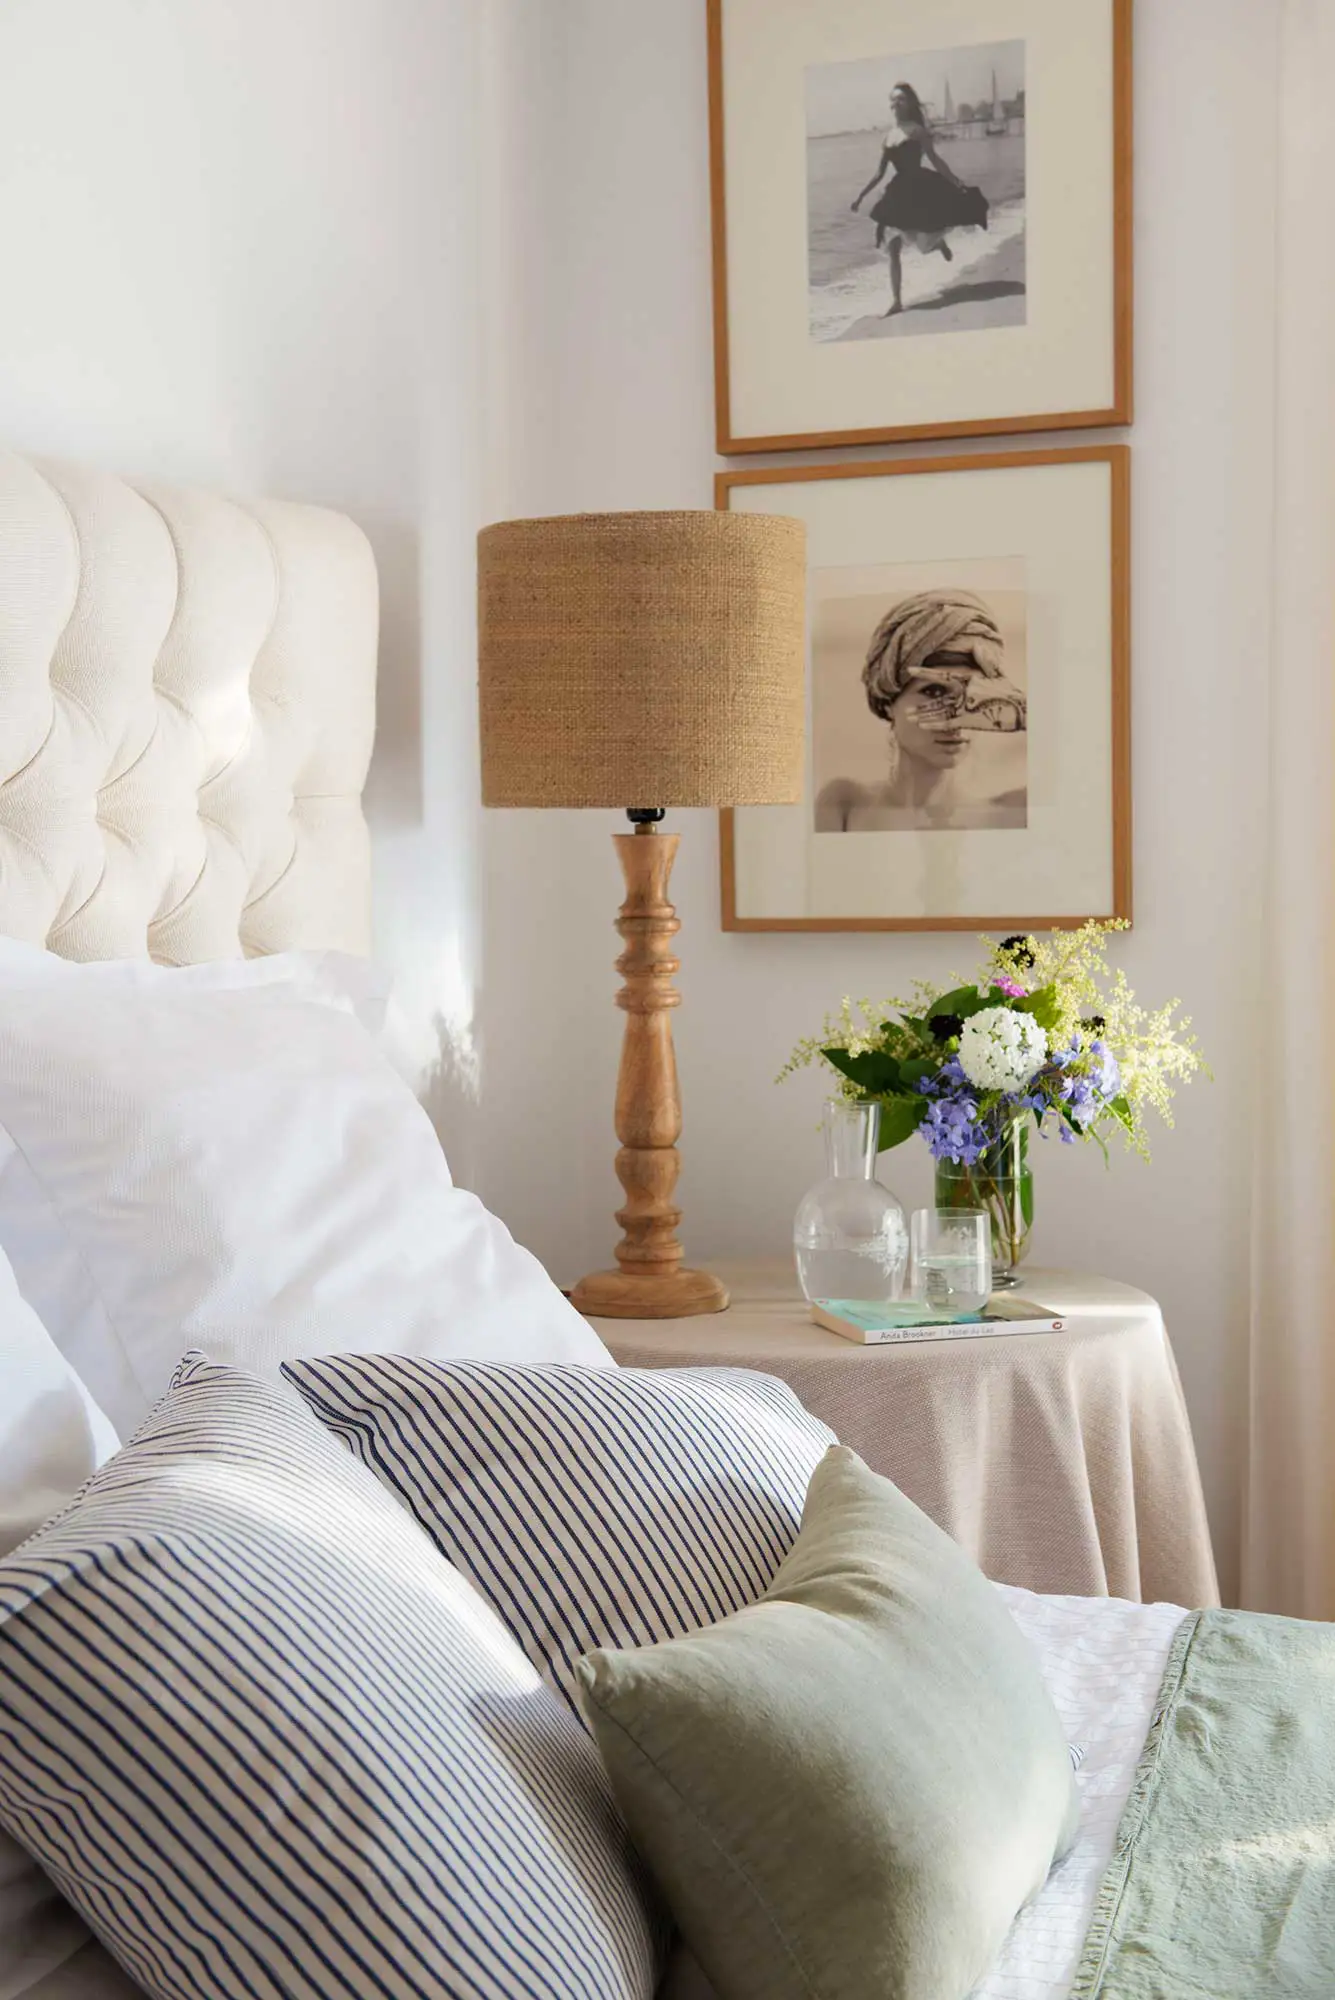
[810,1297,1067,1346]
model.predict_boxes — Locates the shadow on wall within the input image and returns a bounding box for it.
[476,808,621,1283]
[359,517,423,833]
[353,511,487,1190]
[418,1001,483,1177]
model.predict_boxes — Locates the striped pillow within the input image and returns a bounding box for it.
[0,1356,661,2000]
[282,1358,836,1713]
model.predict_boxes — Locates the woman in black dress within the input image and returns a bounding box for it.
[850,83,988,317]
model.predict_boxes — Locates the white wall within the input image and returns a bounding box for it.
[0,0,498,1181]
[475,0,1280,1605]
[0,0,1274,1600]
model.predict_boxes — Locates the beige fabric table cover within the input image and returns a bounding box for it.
[593,1265,1219,1608]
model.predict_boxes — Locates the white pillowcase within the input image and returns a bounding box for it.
[0,1246,119,1559]
[0,1242,118,1999]
[0,936,384,1016]
[0,943,609,1435]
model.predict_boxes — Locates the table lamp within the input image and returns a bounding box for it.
[477,510,806,1318]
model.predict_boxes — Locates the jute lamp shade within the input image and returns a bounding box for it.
[477,509,807,1320]
[478,511,805,807]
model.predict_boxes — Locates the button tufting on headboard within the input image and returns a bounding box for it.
[0,451,376,962]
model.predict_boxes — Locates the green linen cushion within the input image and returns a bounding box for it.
[577,1445,1079,2000]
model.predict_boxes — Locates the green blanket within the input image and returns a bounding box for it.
[1073,1608,1335,1998]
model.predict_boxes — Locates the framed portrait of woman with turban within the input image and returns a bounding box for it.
[719,445,1130,932]
[707,0,1131,451]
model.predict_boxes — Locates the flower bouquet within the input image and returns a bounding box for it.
[782,923,1203,1278]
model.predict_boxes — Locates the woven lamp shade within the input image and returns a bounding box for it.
[477,510,806,808]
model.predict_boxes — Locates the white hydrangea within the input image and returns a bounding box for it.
[957,1006,1048,1093]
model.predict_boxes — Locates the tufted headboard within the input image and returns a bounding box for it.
[0,451,377,963]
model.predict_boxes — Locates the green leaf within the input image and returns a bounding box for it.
[898,1056,938,1086]
[876,1096,928,1150]
[927,984,992,1022]
[1107,1094,1134,1131]
[821,1047,902,1095]
[1014,984,1062,1033]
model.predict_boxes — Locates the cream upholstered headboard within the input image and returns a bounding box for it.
[0,451,376,963]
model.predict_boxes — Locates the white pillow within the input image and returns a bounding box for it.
[283,1356,836,1713]
[0,944,610,1435]
[0,1248,120,1559]
[0,937,382,1016]
[0,1243,118,1999]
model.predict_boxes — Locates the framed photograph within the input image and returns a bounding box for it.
[707,0,1132,451]
[719,445,1130,932]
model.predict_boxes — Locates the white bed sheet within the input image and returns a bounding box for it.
[979,1586,1187,2000]
[15,1588,1188,2000]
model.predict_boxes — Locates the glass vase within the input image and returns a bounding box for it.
[794,1100,909,1309]
[934,1118,1033,1286]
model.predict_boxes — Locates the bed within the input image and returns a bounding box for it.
[12,1590,1187,2000]
[0,450,1331,2000]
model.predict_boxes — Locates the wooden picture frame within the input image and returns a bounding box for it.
[719,445,1131,933]
[707,0,1133,453]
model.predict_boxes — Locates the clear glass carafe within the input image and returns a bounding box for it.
[793,1100,909,1309]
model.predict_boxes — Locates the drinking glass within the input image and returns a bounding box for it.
[909,1209,993,1317]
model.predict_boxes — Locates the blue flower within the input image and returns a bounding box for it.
[1060,1075,1099,1127]
[922,1097,988,1165]
[1089,1039,1121,1098]
[915,1054,971,1100]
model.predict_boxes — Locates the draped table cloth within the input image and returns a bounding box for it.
[592,1265,1220,1608]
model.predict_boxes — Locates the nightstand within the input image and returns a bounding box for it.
[590,1260,1219,1606]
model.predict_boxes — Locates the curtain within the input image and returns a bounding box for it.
[1243,0,1335,1619]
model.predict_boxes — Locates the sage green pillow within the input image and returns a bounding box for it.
[576,1445,1078,2000]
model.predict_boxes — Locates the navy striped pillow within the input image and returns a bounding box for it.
[0,1356,661,2000]
[282,1359,836,1714]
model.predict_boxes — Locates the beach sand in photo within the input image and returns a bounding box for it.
[842,229,1025,340]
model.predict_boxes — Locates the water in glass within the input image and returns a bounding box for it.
[909,1209,992,1316]
[794,1101,908,1308]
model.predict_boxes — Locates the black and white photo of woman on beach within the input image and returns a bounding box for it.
[815,585,1029,833]
[850,83,988,318]
[805,40,1026,343]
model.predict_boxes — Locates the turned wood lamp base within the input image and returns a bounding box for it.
[570,1265,729,1320]
[569,813,729,1322]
